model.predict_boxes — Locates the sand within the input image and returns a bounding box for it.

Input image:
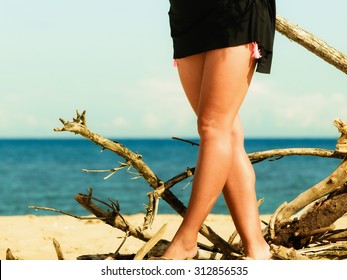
[1,214,346,260]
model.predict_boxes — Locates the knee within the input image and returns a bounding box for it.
[231,124,245,145]
[197,116,231,141]
[196,115,245,145]
[230,121,245,148]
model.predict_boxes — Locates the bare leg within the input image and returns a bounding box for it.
[162,44,269,260]
[223,117,271,259]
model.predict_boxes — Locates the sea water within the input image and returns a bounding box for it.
[0,138,340,216]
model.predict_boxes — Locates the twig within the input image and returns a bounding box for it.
[227,231,239,246]
[295,225,336,238]
[74,192,153,242]
[28,206,104,220]
[82,161,131,180]
[143,182,166,230]
[55,111,161,190]
[298,242,347,259]
[134,224,168,260]
[322,229,347,242]
[269,202,288,240]
[53,238,64,260]
[164,167,195,190]
[251,119,347,164]
[334,118,347,153]
[270,244,310,260]
[114,231,130,256]
[181,179,193,191]
[172,136,346,163]
[6,248,17,260]
[172,137,199,146]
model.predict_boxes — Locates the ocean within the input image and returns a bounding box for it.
[0,138,341,216]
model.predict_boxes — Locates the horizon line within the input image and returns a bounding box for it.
[0,136,338,141]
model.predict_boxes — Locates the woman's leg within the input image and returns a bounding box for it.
[163,44,268,259]
[223,117,271,259]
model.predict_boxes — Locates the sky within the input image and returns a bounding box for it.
[0,0,346,139]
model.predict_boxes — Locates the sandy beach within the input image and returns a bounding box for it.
[1,214,346,260]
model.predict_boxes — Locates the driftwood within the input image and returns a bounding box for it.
[52,111,240,259]
[32,111,345,260]
[270,244,311,260]
[53,238,64,260]
[275,158,347,223]
[263,120,347,258]
[133,224,167,260]
[276,15,347,74]
[6,248,18,260]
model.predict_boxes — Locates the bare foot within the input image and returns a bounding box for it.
[244,242,272,260]
[162,236,198,260]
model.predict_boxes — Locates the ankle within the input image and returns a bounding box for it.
[163,235,198,260]
[244,240,271,260]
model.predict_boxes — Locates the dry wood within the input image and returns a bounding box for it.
[164,167,195,190]
[143,183,165,230]
[52,111,347,260]
[55,111,160,190]
[270,244,310,260]
[6,248,17,260]
[134,224,168,260]
[28,206,104,220]
[74,192,153,242]
[276,119,347,222]
[82,161,131,180]
[295,225,336,238]
[272,191,347,248]
[77,253,134,260]
[276,161,347,221]
[298,242,347,259]
[173,139,346,164]
[173,136,347,164]
[323,229,347,242]
[276,15,347,74]
[146,239,226,260]
[269,202,287,239]
[248,148,345,164]
[172,137,199,147]
[227,230,239,245]
[295,194,347,236]
[334,118,347,152]
[53,238,64,260]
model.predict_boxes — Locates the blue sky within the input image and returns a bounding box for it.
[0,0,346,139]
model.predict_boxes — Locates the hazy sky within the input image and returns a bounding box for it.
[1,0,346,139]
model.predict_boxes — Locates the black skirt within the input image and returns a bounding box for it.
[168,0,276,74]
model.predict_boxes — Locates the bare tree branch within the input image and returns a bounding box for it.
[276,15,347,74]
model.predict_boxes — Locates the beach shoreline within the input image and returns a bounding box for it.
[1,214,346,260]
